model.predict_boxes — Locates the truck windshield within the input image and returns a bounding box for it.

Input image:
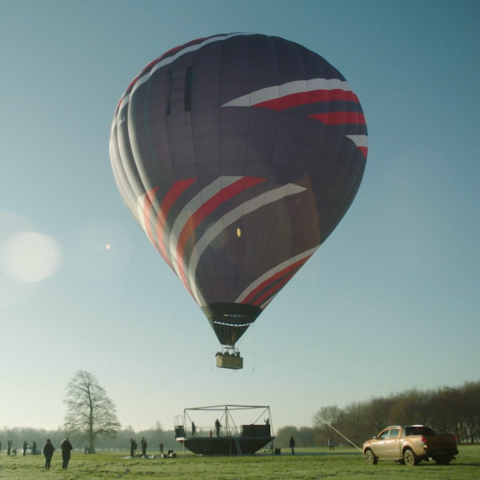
[404,426,436,436]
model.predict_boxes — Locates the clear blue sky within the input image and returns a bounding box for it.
[1,0,479,433]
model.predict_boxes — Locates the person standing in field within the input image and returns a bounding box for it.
[215,418,221,437]
[130,438,139,457]
[43,439,55,470]
[61,437,73,470]
[32,440,37,455]
[130,438,135,457]
[289,436,295,455]
[132,438,137,456]
[159,442,164,454]
[141,437,147,457]
[22,440,28,456]
[328,438,335,451]
[7,440,12,455]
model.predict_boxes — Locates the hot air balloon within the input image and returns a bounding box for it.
[109,33,368,369]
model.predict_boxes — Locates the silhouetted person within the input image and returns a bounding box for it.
[192,422,196,437]
[289,436,295,455]
[22,440,28,456]
[61,437,73,470]
[159,442,164,454]
[32,441,37,455]
[328,438,335,451]
[43,439,55,470]
[141,437,147,456]
[215,418,221,437]
[7,440,12,455]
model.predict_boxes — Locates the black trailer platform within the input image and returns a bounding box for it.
[174,405,274,456]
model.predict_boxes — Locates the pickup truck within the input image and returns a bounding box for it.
[363,425,458,466]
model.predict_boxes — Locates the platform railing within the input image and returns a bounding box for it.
[186,425,241,438]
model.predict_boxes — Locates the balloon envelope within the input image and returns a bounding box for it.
[109,33,368,347]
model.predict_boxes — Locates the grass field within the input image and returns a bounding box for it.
[0,445,479,479]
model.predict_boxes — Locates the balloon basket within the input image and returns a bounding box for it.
[215,352,243,370]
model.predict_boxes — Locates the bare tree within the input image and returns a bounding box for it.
[63,370,121,453]
[312,405,342,444]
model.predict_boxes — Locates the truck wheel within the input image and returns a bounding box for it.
[364,449,377,465]
[403,448,418,467]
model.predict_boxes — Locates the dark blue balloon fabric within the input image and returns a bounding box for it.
[110,33,368,346]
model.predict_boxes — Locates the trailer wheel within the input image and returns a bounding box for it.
[403,448,418,467]
[364,449,377,465]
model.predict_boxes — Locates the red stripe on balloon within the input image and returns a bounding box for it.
[143,186,158,251]
[358,146,368,159]
[176,176,266,284]
[242,255,312,305]
[253,273,295,307]
[153,179,197,267]
[254,89,359,111]
[309,111,366,125]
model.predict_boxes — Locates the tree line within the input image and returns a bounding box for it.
[276,381,480,448]
[0,425,180,454]
[2,371,478,454]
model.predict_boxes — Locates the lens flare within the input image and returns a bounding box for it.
[0,232,63,283]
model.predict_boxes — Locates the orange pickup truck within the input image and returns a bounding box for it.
[363,425,458,466]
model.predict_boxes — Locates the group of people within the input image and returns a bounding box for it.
[5,440,15,456]
[129,438,166,457]
[129,437,150,457]
[2,440,37,456]
[43,438,73,470]
[22,441,34,456]
[1,438,73,470]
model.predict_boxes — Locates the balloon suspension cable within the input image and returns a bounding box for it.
[319,417,362,452]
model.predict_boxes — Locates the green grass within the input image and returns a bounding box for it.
[0,445,479,479]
